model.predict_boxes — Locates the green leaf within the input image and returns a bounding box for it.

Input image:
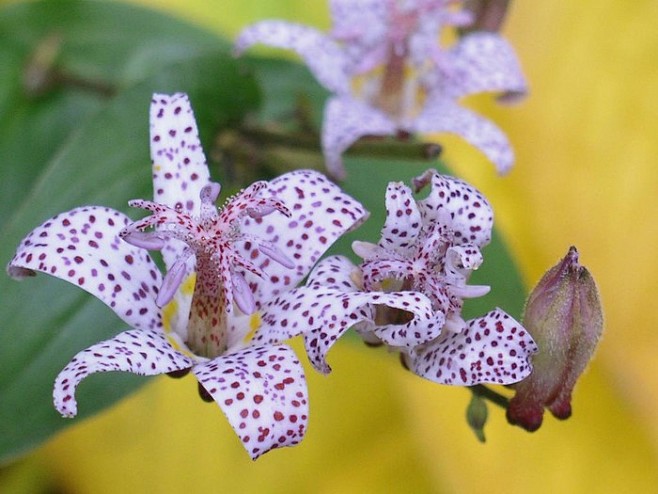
[0,0,228,230]
[0,1,259,464]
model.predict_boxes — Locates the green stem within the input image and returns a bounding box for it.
[238,125,442,161]
[469,384,510,410]
[23,33,116,98]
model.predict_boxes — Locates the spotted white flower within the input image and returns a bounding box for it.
[235,0,527,179]
[329,169,537,385]
[7,93,381,459]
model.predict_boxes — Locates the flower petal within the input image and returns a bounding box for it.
[379,182,422,256]
[412,98,514,174]
[239,170,368,305]
[234,21,350,95]
[149,93,211,272]
[306,254,360,290]
[192,344,308,460]
[7,206,163,330]
[329,0,389,73]
[53,329,194,417]
[322,96,397,180]
[251,256,442,373]
[150,93,211,215]
[441,32,528,103]
[412,169,493,247]
[407,308,538,386]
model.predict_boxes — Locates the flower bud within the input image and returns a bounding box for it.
[506,247,603,431]
[466,394,489,443]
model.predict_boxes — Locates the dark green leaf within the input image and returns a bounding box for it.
[0,0,228,230]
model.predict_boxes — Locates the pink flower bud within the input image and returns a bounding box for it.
[506,247,603,431]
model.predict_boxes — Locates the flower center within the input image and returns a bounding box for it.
[121,181,293,359]
[356,220,489,335]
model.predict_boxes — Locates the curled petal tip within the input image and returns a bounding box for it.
[6,264,36,280]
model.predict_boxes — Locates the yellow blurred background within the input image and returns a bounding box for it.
[2,0,657,492]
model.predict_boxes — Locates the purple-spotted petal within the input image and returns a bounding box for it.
[329,0,389,73]
[234,21,350,95]
[412,169,493,247]
[150,93,211,214]
[149,93,211,272]
[306,255,360,291]
[192,344,308,460]
[412,98,514,174]
[441,32,527,103]
[239,170,368,305]
[7,206,163,330]
[322,96,397,180]
[54,329,194,417]
[379,182,422,255]
[330,0,387,41]
[303,287,444,373]
[407,308,538,386]
[251,254,440,373]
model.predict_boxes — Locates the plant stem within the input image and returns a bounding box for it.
[238,124,442,161]
[470,384,510,410]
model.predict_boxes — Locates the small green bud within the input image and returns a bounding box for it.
[507,247,603,431]
[467,394,489,443]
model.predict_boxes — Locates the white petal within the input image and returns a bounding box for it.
[149,93,211,273]
[322,96,396,180]
[306,255,361,290]
[408,308,538,386]
[239,170,368,306]
[379,182,422,256]
[252,271,441,374]
[413,169,494,247]
[235,21,350,94]
[53,329,193,417]
[441,32,528,102]
[412,99,514,174]
[192,344,308,459]
[7,206,163,330]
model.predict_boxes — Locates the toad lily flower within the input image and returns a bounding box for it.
[346,169,537,385]
[235,0,527,179]
[6,93,372,459]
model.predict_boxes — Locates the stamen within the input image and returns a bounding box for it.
[450,284,491,299]
[246,204,276,219]
[156,252,192,307]
[120,230,166,250]
[352,240,384,260]
[201,182,221,204]
[231,270,256,315]
[258,241,295,269]
[199,183,221,221]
